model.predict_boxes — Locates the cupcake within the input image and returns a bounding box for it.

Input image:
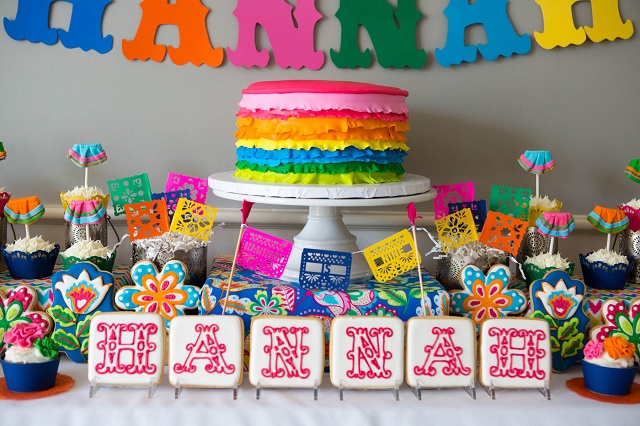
[582,336,638,396]
[523,252,575,285]
[580,249,634,290]
[1,235,60,279]
[1,323,61,392]
[60,239,116,272]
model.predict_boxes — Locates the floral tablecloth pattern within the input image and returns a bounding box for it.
[510,279,640,327]
[0,264,133,310]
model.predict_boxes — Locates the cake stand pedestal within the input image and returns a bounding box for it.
[209,172,436,283]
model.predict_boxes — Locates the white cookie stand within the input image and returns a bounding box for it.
[209,172,436,283]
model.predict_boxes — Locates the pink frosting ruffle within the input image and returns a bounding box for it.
[239,93,409,115]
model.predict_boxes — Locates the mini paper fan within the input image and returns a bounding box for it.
[625,159,640,184]
[63,199,106,226]
[0,141,6,161]
[518,150,555,175]
[4,196,45,225]
[67,143,107,167]
[536,212,575,239]
[587,206,629,234]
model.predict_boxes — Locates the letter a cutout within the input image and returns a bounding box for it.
[331,0,426,69]
[435,0,531,67]
[227,0,323,69]
[122,0,223,67]
[4,0,113,53]
[534,0,634,49]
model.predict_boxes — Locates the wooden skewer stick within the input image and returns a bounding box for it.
[411,225,426,317]
[222,224,246,315]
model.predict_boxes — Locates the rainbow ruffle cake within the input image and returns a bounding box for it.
[234,80,410,185]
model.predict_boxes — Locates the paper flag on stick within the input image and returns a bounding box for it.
[489,185,532,221]
[152,189,191,223]
[237,227,293,279]
[363,229,419,282]
[170,199,219,241]
[241,200,254,225]
[433,182,474,220]
[479,211,528,255]
[165,173,208,204]
[448,200,487,232]
[107,173,152,216]
[435,208,479,253]
[125,200,170,241]
[299,248,352,291]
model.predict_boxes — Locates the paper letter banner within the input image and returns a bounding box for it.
[363,229,419,282]
[435,208,479,254]
[479,211,528,256]
[107,173,152,216]
[170,199,218,241]
[433,182,474,220]
[165,173,208,204]
[299,248,352,292]
[489,185,532,221]
[125,200,170,241]
[237,227,293,279]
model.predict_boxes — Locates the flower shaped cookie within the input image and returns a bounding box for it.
[450,264,526,329]
[590,299,640,360]
[1,286,52,349]
[116,260,200,329]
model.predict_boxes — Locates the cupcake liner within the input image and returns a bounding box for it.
[582,360,639,396]
[579,252,634,290]
[1,244,60,279]
[523,261,575,285]
[0,356,60,393]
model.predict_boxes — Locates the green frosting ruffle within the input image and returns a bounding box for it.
[233,169,403,185]
[235,160,405,176]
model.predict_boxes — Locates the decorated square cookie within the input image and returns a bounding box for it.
[479,318,551,389]
[405,317,475,389]
[330,316,404,389]
[169,315,244,389]
[88,312,164,387]
[249,316,324,389]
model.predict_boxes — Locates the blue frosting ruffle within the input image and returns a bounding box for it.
[236,146,407,167]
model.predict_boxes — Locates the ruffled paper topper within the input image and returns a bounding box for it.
[587,206,629,234]
[0,191,11,218]
[536,212,575,239]
[63,199,106,226]
[67,143,107,167]
[518,150,555,175]
[625,159,640,184]
[4,196,45,225]
[0,141,6,161]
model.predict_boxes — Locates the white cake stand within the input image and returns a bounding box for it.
[209,172,436,283]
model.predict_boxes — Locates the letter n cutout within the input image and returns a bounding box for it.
[227,0,324,69]
[4,0,113,53]
[331,0,426,69]
[122,0,223,67]
[435,0,531,67]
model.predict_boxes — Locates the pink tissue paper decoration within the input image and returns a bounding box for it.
[432,182,474,220]
[236,227,293,279]
[406,202,422,227]
[165,173,208,205]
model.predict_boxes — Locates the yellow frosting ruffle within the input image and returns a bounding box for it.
[235,127,406,141]
[236,138,409,152]
[235,117,409,135]
[234,169,403,185]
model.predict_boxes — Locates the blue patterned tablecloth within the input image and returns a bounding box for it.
[199,255,450,338]
[0,264,133,310]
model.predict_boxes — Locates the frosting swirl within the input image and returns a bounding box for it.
[4,236,56,254]
[585,249,629,266]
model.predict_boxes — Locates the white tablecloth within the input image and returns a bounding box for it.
[1,359,638,425]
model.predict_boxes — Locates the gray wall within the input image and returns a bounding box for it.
[1,1,639,269]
